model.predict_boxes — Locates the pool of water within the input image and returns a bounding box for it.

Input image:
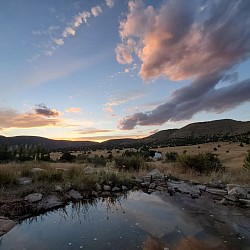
[0,191,249,249]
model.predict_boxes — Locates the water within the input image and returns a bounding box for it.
[1,191,249,249]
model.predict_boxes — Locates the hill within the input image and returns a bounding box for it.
[1,119,250,150]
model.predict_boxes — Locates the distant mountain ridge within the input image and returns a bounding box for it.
[1,119,249,149]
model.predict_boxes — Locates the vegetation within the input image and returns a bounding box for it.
[243,150,250,170]
[177,152,225,174]
[165,151,178,162]
[114,155,147,171]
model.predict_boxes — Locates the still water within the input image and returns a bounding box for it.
[0,191,249,249]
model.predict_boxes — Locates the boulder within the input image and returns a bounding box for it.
[206,188,227,196]
[147,169,163,177]
[141,182,150,187]
[112,187,121,192]
[0,217,16,237]
[31,168,47,173]
[226,184,241,191]
[68,189,83,200]
[239,199,250,206]
[228,187,247,199]
[95,183,102,191]
[122,185,128,191]
[39,195,63,210]
[55,185,63,192]
[208,181,226,189]
[17,177,33,185]
[103,185,111,191]
[224,195,238,202]
[91,191,98,197]
[101,191,111,197]
[25,193,43,203]
[149,183,156,189]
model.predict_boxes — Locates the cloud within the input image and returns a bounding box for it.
[106,0,114,8]
[53,38,64,46]
[63,27,76,37]
[91,6,102,17]
[75,128,113,135]
[0,108,61,129]
[66,107,81,113]
[75,134,144,142]
[73,11,91,28]
[118,0,250,129]
[35,104,60,117]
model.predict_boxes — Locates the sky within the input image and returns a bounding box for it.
[0,0,250,142]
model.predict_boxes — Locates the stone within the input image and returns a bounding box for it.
[0,217,16,237]
[17,177,33,185]
[226,184,241,191]
[206,188,227,196]
[239,199,250,206]
[25,193,43,203]
[39,195,63,210]
[31,168,47,173]
[191,193,200,199]
[91,191,98,197]
[103,185,111,191]
[149,183,156,189]
[148,189,154,193]
[228,187,247,199]
[208,181,226,189]
[196,185,206,191]
[112,187,121,192]
[55,185,63,192]
[122,185,128,191]
[147,169,163,177]
[95,183,102,191]
[224,195,238,202]
[101,191,111,197]
[68,189,83,200]
[141,182,150,187]
[168,182,201,195]
[219,198,228,205]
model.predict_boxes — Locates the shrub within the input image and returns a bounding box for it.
[165,151,178,162]
[177,153,225,174]
[243,150,250,170]
[114,155,146,171]
[59,152,76,162]
[213,147,217,151]
[35,169,63,182]
[0,170,17,186]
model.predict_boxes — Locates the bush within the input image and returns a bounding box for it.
[0,170,17,186]
[35,169,63,182]
[59,152,76,162]
[243,150,250,170]
[114,155,146,171]
[177,153,225,174]
[165,151,178,162]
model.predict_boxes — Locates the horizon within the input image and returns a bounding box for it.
[1,0,250,141]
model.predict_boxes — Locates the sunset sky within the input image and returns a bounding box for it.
[0,0,250,142]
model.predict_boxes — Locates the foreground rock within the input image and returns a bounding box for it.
[24,193,43,203]
[39,195,63,210]
[68,190,83,200]
[0,217,16,237]
[17,177,33,185]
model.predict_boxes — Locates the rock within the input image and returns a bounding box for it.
[0,217,16,237]
[31,168,47,173]
[141,182,150,187]
[95,183,102,191]
[68,189,83,200]
[25,193,43,203]
[224,195,238,202]
[247,194,250,199]
[228,187,247,199]
[191,193,200,199]
[112,187,121,192]
[219,198,228,205]
[206,188,227,196]
[55,185,63,192]
[103,185,111,191]
[65,182,72,190]
[91,191,98,197]
[147,169,163,177]
[239,199,250,206]
[148,189,154,193]
[168,182,201,195]
[122,185,128,191]
[149,183,156,189]
[226,184,241,191]
[196,185,206,191]
[208,181,226,189]
[101,191,111,197]
[135,178,143,183]
[39,195,63,210]
[17,177,33,185]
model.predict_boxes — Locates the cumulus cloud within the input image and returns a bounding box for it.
[35,104,60,117]
[118,0,250,129]
[0,108,61,129]
[66,107,81,113]
[91,6,102,17]
[106,0,114,8]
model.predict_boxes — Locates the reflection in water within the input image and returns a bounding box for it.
[0,191,249,249]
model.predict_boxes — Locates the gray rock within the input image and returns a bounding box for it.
[91,191,98,197]
[148,189,154,193]
[208,180,226,189]
[101,191,111,197]
[149,183,156,189]
[68,189,83,200]
[103,185,111,191]
[206,188,227,196]
[95,183,102,191]
[228,187,247,199]
[25,193,43,203]
[191,193,200,199]
[17,177,33,185]
[39,195,63,210]
[247,194,250,199]
[196,185,206,191]
[168,182,201,195]
[219,198,228,205]
[239,199,250,206]
[147,169,163,177]
[31,168,47,173]
[0,217,16,237]
[112,187,121,192]
[224,194,238,202]
[55,185,63,192]
[141,182,150,187]
[226,184,241,191]
[122,185,128,191]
